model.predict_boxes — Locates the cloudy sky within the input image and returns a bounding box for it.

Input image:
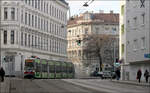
[66,0,120,16]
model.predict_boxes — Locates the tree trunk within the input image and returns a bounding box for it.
[98,53,102,71]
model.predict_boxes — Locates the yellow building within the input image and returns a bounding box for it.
[67,11,119,77]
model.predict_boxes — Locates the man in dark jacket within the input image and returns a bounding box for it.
[0,67,5,82]
[144,69,149,83]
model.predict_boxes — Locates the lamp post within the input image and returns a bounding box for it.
[0,0,2,67]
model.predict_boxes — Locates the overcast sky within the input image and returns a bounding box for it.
[66,0,120,16]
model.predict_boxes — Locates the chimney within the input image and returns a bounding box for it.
[99,10,104,13]
[110,10,113,14]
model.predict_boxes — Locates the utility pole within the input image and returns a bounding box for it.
[0,0,2,67]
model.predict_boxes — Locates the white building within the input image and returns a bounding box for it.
[0,0,68,76]
[120,0,150,81]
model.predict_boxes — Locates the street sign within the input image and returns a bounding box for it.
[144,54,150,58]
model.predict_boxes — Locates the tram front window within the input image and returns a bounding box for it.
[25,62,34,70]
[25,62,34,67]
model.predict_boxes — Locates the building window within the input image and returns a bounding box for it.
[4,30,7,44]
[95,27,99,34]
[41,0,43,11]
[141,37,145,49]
[142,13,145,24]
[85,28,88,34]
[41,37,43,49]
[38,37,40,49]
[35,16,37,28]
[11,8,15,20]
[47,21,48,32]
[38,17,40,29]
[32,0,34,7]
[35,0,37,8]
[121,44,124,54]
[35,36,37,48]
[21,32,23,46]
[29,14,31,26]
[32,35,34,47]
[11,30,15,44]
[32,15,34,27]
[121,5,124,15]
[25,13,27,25]
[25,33,27,46]
[25,0,27,4]
[4,7,8,20]
[28,34,30,47]
[133,17,137,25]
[41,18,43,30]
[121,24,124,34]
[21,10,24,23]
[133,39,138,50]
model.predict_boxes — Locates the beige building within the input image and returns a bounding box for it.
[67,11,119,77]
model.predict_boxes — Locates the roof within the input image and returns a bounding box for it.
[68,13,119,26]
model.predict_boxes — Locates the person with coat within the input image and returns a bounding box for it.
[0,67,5,82]
[137,69,142,83]
[144,69,149,83]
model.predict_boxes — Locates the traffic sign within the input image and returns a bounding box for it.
[144,54,150,58]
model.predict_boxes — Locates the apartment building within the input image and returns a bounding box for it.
[67,11,119,77]
[0,0,68,76]
[120,0,150,81]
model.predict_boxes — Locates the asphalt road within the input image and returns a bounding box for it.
[9,79,107,93]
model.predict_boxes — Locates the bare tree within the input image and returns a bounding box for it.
[83,34,115,71]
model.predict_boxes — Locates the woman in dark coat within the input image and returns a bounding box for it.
[137,69,142,83]
[0,67,5,82]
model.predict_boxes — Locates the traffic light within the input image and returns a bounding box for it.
[76,40,81,46]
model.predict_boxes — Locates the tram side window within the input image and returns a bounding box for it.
[56,65,61,73]
[35,63,41,72]
[49,65,55,73]
[69,66,73,73]
[42,64,47,72]
[62,65,67,73]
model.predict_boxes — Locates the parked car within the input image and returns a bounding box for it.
[91,71,116,79]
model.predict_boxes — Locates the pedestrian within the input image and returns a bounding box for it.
[136,69,142,83]
[144,69,149,83]
[0,67,5,82]
[115,68,120,80]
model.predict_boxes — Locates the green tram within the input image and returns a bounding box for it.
[24,58,75,79]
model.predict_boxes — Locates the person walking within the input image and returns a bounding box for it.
[144,69,149,83]
[0,67,5,82]
[115,68,120,80]
[137,69,142,83]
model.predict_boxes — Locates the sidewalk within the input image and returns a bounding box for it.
[111,79,150,87]
[63,79,150,93]
[0,78,10,93]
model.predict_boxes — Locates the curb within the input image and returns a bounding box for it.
[111,80,150,87]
